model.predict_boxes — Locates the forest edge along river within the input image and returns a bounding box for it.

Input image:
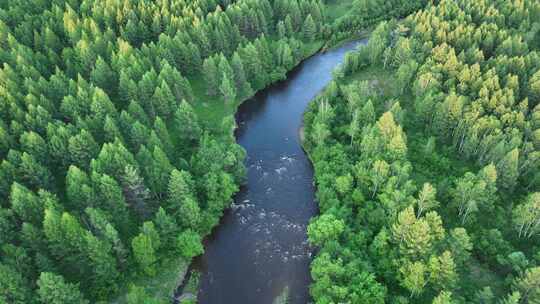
[176,38,367,304]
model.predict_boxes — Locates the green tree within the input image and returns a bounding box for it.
[497,148,519,192]
[10,182,42,224]
[428,251,457,291]
[19,152,52,189]
[65,165,96,210]
[84,233,119,298]
[416,183,439,218]
[167,169,201,229]
[174,101,202,150]
[400,261,427,297]
[308,214,345,247]
[0,263,33,304]
[176,229,203,259]
[446,228,472,266]
[37,272,89,304]
[132,232,158,276]
[152,81,175,119]
[68,129,99,170]
[231,52,253,98]
[90,56,116,96]
[121,165,152,220]
[91,139,137,181]
[432,291,455,304]
[203,56,219,96]
[513,192,540,239]
[220,72,237,104]
[512,267,540,304]
[302,14,317,41]
[126,284,162,304]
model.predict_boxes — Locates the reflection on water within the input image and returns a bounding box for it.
[192,39,367,304]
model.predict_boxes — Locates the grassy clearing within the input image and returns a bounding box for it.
[190,73,243,130]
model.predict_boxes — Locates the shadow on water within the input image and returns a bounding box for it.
[175,39,367,304]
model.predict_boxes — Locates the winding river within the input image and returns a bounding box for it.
[191,39,367,304]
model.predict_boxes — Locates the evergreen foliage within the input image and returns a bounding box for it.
[304,0,540,302]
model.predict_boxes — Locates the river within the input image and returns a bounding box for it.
[189,39,366,304]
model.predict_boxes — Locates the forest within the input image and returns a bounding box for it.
[304,0,540,303]
[2,0,538,303]
[0,0,425,302]
[0,0,334,302]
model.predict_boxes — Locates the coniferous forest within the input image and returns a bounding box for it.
[304,0,540,303]
[1,0,539,303]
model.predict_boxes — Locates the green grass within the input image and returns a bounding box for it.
[110,257,188,304]
[190,72,243,130]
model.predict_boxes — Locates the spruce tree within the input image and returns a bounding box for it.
[231,52,253,98]
[302,14,317,41]
[37,272,89,304]
[220,73,237,104]
[174,101,202,149]
[203,56,219,96]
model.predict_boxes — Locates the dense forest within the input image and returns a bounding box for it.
[0,0,337,302]
[3,0,539,303]
[304,0,540,303]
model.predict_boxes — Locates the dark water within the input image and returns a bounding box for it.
[192,39,367,304]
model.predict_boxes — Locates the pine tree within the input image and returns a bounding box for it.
[167,169,201,229]
[65,165,96,211]
[118,71,138,106]
[10,182,42,224]
[0,263,33,303]
[176,229,203,259]
[284,15,294,37]
[103,115,124,143]
[68,130,99,170]
[91,139,137,181]
[497,148,519,192]
[90,56,116,96]
[152,81,175,119]
[121,165,151,220]
[302,14,317,41]
[37,272,89,304]
[187,42,203,74]
[84,233,119,298]
[92,172,132,232]
[154,207,178,249]
[19,152,53,190]
[174,101,202,150]
[231,52,253,98]
[220,72,237,104]
[153,117,174,159]
[131,232,157,276]
[241,43,265,89]
[203,56,219,96]
[277,21,287,40]
[147,146,174,196]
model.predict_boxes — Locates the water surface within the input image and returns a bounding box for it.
[194,39,367,304]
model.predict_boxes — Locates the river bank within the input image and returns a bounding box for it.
[184,39,366,304]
